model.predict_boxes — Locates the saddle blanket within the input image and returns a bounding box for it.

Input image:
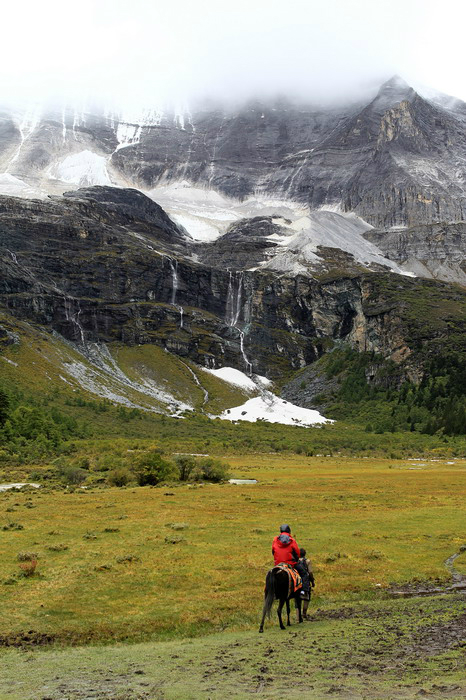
[274,563,302,597]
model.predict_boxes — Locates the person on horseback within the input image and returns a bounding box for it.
[259,524,306,632]
[272,524,300,567]
[272,524,308,589]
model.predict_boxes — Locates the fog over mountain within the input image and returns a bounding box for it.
[2,0,466,111]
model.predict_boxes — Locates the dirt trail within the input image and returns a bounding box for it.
[445,546,466,582]
[389,546,466,598]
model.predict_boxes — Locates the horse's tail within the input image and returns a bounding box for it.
[263,569,277,620]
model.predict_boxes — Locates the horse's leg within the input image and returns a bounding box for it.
[277,598,286,630]
[286,598,291,626]
[259,570,276,633]
[259,598,268,633]
[259,593,270,632]
[296,594,303,624]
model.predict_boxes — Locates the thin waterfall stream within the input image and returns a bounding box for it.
[225,271,253,374]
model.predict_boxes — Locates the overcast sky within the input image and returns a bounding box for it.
[2,0,466,110]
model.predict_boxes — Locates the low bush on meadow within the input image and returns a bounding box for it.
[17,552,39,577]
[134,451,177,486]
[133,452,230,486]
[107,468,131,487]
[174,455,230,483]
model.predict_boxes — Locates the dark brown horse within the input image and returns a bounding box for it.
[259,566,303,632]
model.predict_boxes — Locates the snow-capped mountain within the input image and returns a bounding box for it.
[0,76,464,284]
[0,76,465,415]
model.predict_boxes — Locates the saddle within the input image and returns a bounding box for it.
[274,563,302,597]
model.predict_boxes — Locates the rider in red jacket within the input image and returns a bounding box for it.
[272,524,310,596]
[272,524,300,567]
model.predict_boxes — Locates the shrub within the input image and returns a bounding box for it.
[2,522,24,531]
[77,456,91,470]
[363,549,385,560]
[164,535,185,544]
[167,523,189,531]
[196,457,230,483]
[58,466,88,485]
[19,560,37,577]
[116,554,141,564]
[46,544,69,552]
[107,469,131,487]
[325,552,348,563]
[94,564,112,572]
[17,552,39,562]
[174,455,197,481]
[133,451,176,486]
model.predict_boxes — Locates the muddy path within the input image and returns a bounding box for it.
[1,593,465,700]
[445,546,466,582]
[388,546,466,599]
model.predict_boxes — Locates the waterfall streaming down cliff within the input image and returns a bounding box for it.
[6,107,41,172]
[239,330,253,375]
[225,271,253,375]
[169,258,178,305]
[168,257,184,328]
[64,297,85,345]
[225,271,243,327]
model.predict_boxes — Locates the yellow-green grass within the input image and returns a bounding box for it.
[0,312,252,416]
[0,455,465,645]
[2,593,466,699]
[113,344,250,413]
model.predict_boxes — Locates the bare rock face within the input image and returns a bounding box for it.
[0,188,464,382]
[2,76,466,231]
[365,222,466,285]
[197,217,283,270]
[0,77,465,388]
[62,186,188,249]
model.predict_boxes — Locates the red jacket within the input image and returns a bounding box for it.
[272,533,300,567]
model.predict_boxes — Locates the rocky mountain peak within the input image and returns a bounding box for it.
[62,186,187,246]
[370,75,417,113]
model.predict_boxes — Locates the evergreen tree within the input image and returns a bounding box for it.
[0,389,9,427]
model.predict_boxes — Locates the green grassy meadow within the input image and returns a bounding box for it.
[2,593,466,699]
[1,454,465,645]
[1,313,465,698]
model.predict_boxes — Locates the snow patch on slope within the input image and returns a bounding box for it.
[149,181,238,241]
[148,180,415,276]
[61,341,192,415]
[202,366,272,392]
[204,364,330,427]
[149,181,309,242]
[216,395,332,427]
[0,483,40,493]
[50,150,112,187]
[115,123,142,151]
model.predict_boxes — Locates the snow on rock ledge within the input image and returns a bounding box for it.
[50,150,112,187]
[215,395,332,427]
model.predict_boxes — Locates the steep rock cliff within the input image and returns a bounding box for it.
[1,187,463,384]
